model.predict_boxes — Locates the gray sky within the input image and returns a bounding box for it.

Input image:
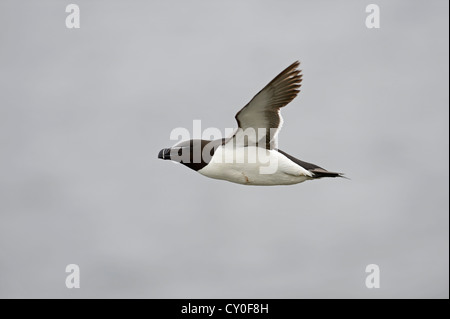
[0,0,448,298]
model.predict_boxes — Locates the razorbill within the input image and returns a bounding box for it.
[158,61,344,185]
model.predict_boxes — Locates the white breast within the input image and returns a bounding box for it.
[198,145,312,185]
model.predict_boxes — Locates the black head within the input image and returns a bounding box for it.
[158,139,223,171]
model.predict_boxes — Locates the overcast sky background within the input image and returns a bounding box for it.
[0,0,448,298]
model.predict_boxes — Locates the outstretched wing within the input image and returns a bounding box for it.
[232,61,302,149]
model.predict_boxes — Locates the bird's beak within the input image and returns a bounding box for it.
[158,148,172,160]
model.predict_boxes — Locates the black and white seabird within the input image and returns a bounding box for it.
[158,61,344,185]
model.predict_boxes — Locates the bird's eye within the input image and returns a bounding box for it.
[178,149,182,156]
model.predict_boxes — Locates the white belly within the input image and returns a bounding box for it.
[198,146,312,185]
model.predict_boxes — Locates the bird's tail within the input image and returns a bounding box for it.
[310,168,348,179]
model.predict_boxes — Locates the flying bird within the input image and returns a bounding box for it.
[158,61,344,185]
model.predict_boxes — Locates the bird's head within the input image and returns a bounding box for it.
[158,139,221,171]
